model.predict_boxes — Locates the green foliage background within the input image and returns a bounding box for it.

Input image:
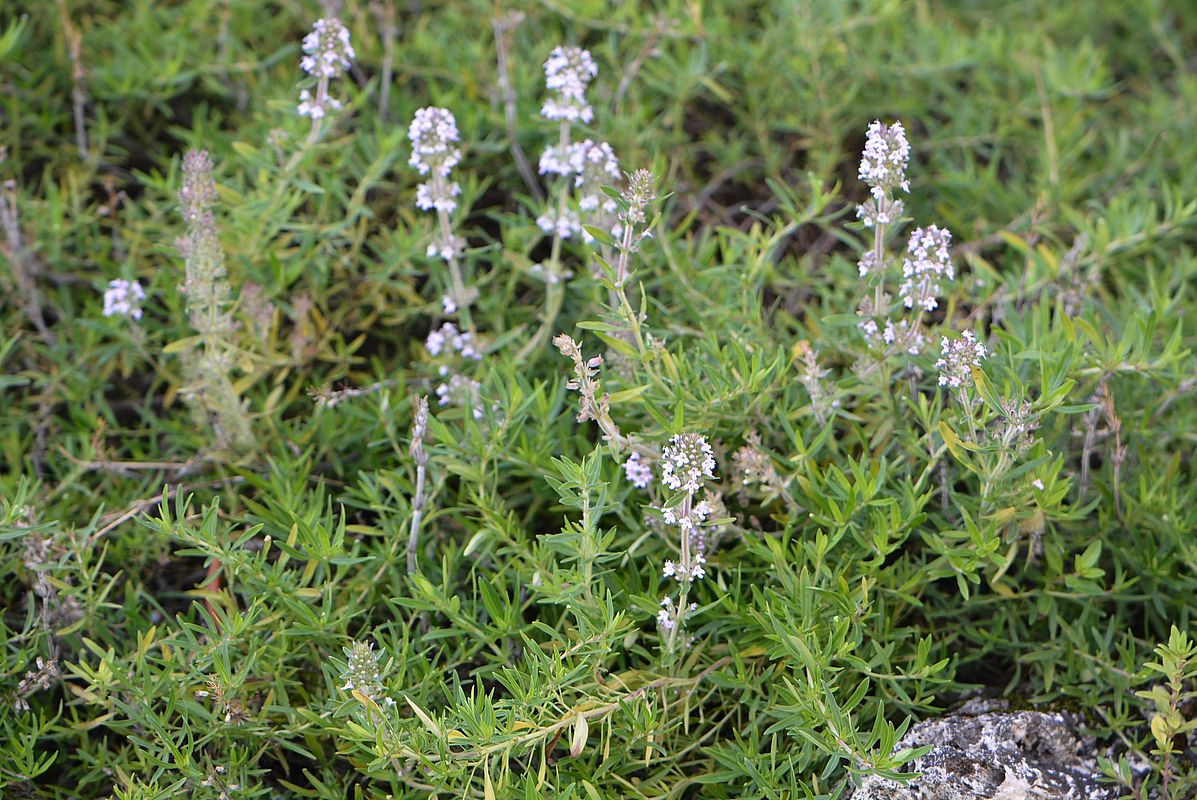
[2,0,1196,797]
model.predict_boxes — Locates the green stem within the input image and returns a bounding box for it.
[517,121,572,362]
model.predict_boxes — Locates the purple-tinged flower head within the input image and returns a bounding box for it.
[408,107,462,178]
[859,120,910,199]
[541,46,597,123]
[425,322,480,360]
[409,107,464,260]
[416,181,461,214]
[571,140,620,212]
[662,552,706,582]
[435,372,484,419]
[660,433,716,494]
[301,18,355,79]
[899,224,954,311]
[103,279,146,320]
[935,330,987,389]
[297,89,342,121]
[623,452,652,489]
[536,208,582,239]
[857,250,883,278]
[538,145,573,177]
[426,235,465,262]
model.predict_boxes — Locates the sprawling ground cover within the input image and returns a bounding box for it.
[2,1,1197,797]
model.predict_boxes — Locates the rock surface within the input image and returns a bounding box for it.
[851,702,1120,800]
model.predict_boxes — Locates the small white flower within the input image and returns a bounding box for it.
[858,120,910,196]
[1032,478,1045,491]
[103,279,146,320]
[436,373,484,419]
[660,433,716,493]
[623,452,652,489]
[899,225,954,311]
[536,209,582,239]
[426,234,464,262]
[538,145,574,177]
[541,46,597,123]
[935,330,987,389]
[408,107,462,177]
[300,18,355,79]
[657,597,677,631]
[425,322,480,360]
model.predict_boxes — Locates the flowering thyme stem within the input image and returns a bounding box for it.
[666,491,695,654]
[872,220,886,312]
[307,75,328,147]
[436,195,476,338]
[518,120,572,361]
[406,397,431,573]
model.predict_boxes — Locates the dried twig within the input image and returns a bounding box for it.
[371,0,398,122]
[88,477,245,546]
[0,177,58,349]
[310,379,402,408]
[57,0,89,160]
[492,7,543,202]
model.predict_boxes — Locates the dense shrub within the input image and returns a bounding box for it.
[2,1,1197,798]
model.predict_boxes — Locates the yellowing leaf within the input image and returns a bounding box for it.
[570,713,589,757]
[406,697,442,737]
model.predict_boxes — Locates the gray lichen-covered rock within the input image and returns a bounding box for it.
[851,702,1120,800]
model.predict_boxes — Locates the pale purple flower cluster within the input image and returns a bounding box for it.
[660,433,717,493]
[856,120,909,231]
[297,18,354,120]
[935,330,987,389]
[852,121,959,362]
[572,140,620,214]
[102,279,145,320]
[301,18,354,79]
[857,317,928,356]
[435,372,483,419]
[538,139,620,202]
[858,120,910,199]
[649,432,718,650]
[541,46,597,123]
[657,597,696,633]
[662,552,706,582]
[408,107,465,261]
[536,209,582,239]
[408,107,462,178]
[623,452,652,489]
[900,225,954,311]
[425,322,480,360]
